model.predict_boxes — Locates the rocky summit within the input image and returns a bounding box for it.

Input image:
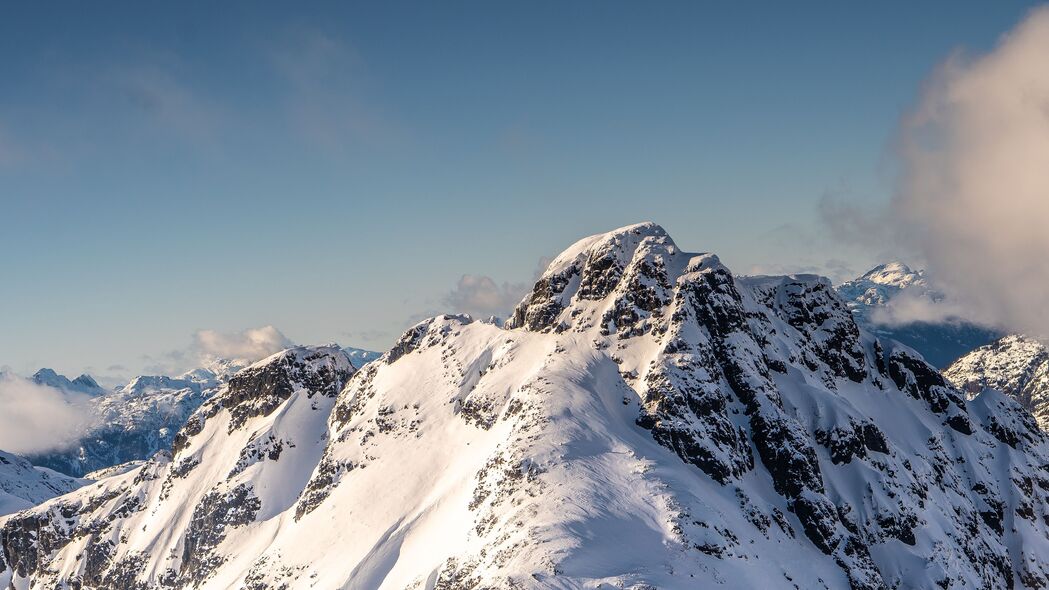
[1,223,1048,589]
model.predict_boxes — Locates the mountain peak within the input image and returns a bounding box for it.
[510,222,697,333]
[857,261,924,288]
[30,368,105,396]
[31,368,59,381]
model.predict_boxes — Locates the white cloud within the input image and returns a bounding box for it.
[0,374,93,455]
[867,288,979,327]
[889,6,1049,338]
[443,275,530,320]
[144,326,296,375]
[193,325,294,362]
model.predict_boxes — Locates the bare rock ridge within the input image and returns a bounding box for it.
[1,223,1048,589]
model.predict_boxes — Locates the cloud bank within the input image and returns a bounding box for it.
[864,6,1049,336]
[0,374,93,455]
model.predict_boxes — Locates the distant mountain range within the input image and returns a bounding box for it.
[17,345,381,479]
[30,368,106,396]
[834,262,1000,368]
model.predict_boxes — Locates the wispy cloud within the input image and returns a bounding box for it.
[270,29,403,151]
[443,275,531,320]
[107,63,224,144]
[0,124,26,168]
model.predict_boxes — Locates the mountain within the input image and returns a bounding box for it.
[945,334,1049,431]
[30,368,106,396]
[2,223,1049,589]
[835,263,999,368]
[0,450,83,515]
[342,346,381,367]
[24,367,231,477]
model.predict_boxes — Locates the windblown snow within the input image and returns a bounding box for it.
[1,223,1047,589]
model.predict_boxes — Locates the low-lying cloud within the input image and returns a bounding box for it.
[0,374,93,455]
[868,289,977,328]
[144,325,296,376]
[443,275,531,320]
[193,325,294,362]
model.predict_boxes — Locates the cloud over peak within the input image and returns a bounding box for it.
[890,5,1049,337]
[193,325,294,363]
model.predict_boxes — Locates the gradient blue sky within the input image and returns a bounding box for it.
[0,1,1040,379]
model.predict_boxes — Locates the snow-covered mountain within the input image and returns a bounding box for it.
[24,352,377,478]
[945,334,1049,431]
[836,263,999,368]
[0,450,83,515]
[30,369,106,397]
[2,223,1048,589]
[342,346,381,367]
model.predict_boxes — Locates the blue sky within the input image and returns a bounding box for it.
[0,1,1040,379]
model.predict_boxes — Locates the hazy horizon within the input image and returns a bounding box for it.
[2,1,1042,380]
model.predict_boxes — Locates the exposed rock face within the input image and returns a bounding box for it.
[0,345,354,589]
[2,224,1048,590]
[945,334,1049,431]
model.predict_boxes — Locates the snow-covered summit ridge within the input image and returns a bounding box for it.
[3,224,1049,589]
[835,262,929,309]
[858,262,925,289]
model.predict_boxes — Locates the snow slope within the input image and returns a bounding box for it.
[0,450,83,516]
[836,263,999,368]
[945,334,1049,431]
[2,223,1048,589]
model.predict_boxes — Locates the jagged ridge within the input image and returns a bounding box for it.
[1,223,1047,589]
